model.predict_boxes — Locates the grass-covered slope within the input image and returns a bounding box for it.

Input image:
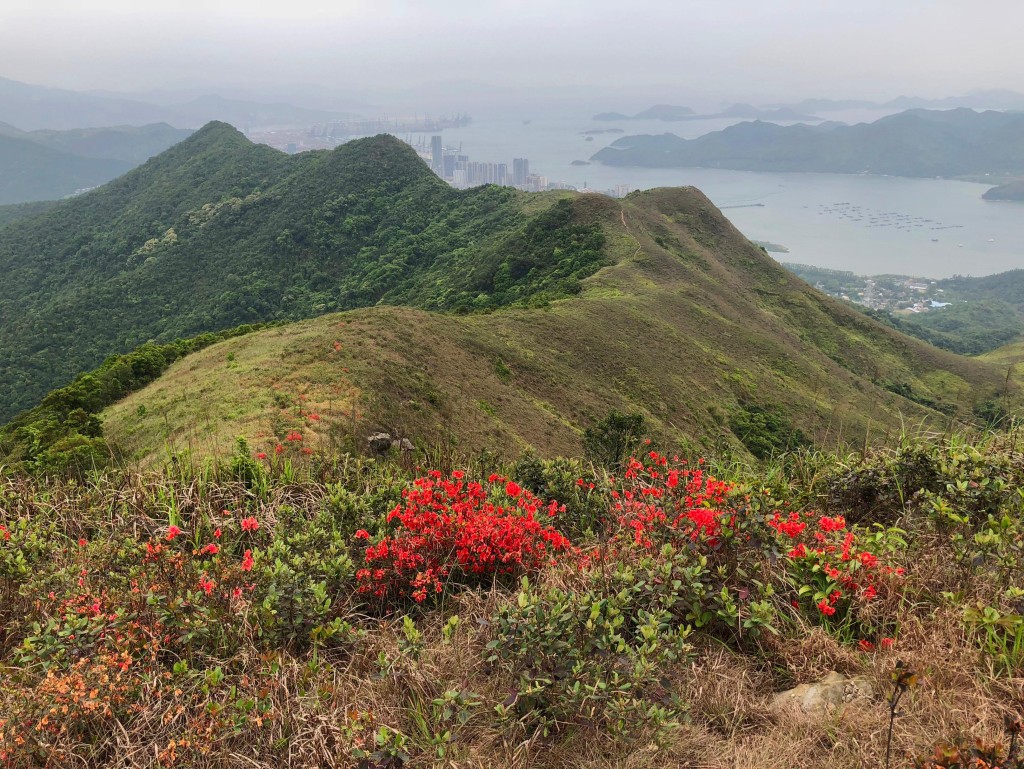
[0,124,606,422]
[98,187,1012,467]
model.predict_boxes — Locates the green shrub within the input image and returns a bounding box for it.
[488,560,695,740]
[583,410,646,469]
[728,403,807,460]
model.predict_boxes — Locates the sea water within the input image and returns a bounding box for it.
[413,108,1022,279]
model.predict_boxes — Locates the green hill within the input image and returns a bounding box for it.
[13,122,193,163]
[592,109,1024,177]
[0,122,192,204]
[1,124,1015,471]
[95,187,1011,468]
[0,123,607,422]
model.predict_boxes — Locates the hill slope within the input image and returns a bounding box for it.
[0,124,606,421]
[0,122,192,204]
[0,134,132,204]
[12,122,193,163]
[592,109,1024,177]
[96,188,1012,466]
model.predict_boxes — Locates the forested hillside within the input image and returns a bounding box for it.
[0,123,607,421]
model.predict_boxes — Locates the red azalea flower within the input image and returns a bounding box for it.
[241,516,260,532]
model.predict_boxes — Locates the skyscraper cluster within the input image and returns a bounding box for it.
[425,135,549,191]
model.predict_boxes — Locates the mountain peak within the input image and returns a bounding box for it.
[187,120,248,142]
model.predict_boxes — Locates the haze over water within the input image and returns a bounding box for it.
[417,106,1024,279]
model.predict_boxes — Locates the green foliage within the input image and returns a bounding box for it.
[962,600,1024,677]
[882,380,956,415]
[874,300,1024,356]
[583,410,646,468]
[3,427,1024,763]
[0,128,607,423]
[511,453,609,538]
[488,569,692,740]
[229,436,270,492]
[408,688,484,761]
[0,323,267,475]
[728,403,807,460]
[248,506,357,649]
[0,199,59,229]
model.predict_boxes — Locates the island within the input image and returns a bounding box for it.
[983,180,1024,201]
[591,108,1024,178]
[591,103,818,122]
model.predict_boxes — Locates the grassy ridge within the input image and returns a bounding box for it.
[98,187,1012,467]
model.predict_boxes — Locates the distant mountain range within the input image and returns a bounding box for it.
[0,122,192,204]
[594,103,818,122]
[591,108,1024,177]
[0,76,359,131]
[775,89,1024,113]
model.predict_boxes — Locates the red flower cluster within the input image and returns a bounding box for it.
[767,507,898,616]
[612,452,733,548]
[355,471,571,604]
[596,452,898,642]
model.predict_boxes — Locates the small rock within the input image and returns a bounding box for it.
[366,432,393,453]
[390,438,415,452]
[771,671,873,717]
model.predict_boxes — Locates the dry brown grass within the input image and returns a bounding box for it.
[5,575,1010,769]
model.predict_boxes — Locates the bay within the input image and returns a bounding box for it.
[410,107,1023,278]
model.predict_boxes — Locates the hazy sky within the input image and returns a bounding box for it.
[2,0,1022,108]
